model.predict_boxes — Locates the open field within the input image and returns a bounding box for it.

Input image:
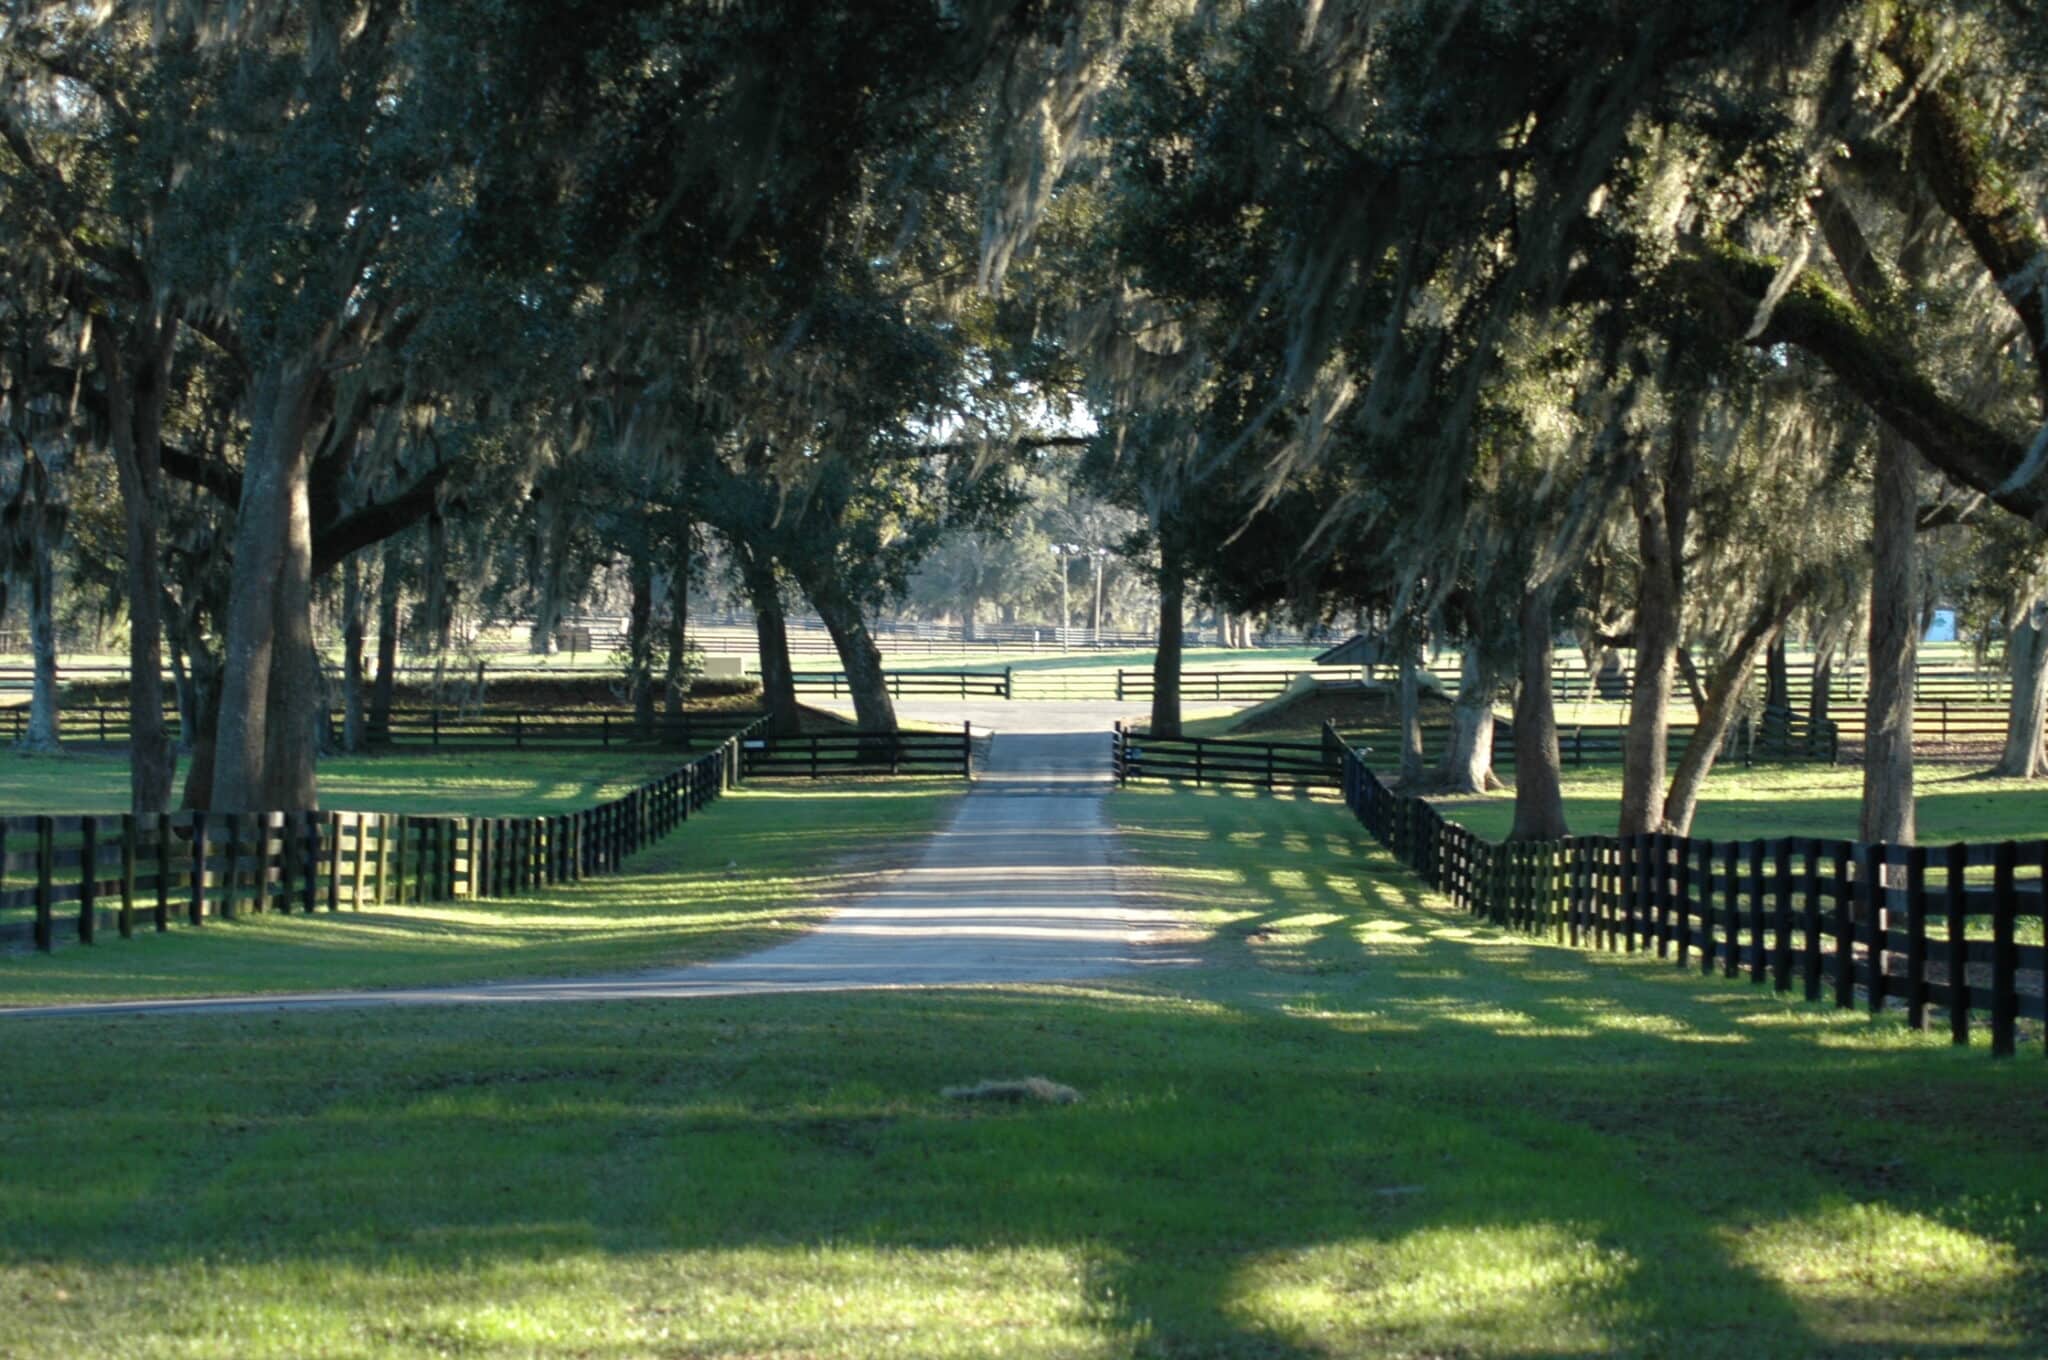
[0,749,698,818]
[2,782,2042,1357]
[0,779,961,1008]
[1438,763,2048,845]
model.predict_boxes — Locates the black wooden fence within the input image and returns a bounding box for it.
[1,723,763,952]
[1112,723,1341,789]
[741,725,976,779]
[791,670,1011,700]
[1336,738,2046,1059]
[0,705,762,751]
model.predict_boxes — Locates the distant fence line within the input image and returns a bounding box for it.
[1,721,766,954]
[1334,734,2046,1060]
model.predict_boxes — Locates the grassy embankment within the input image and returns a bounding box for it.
[3,782,2043,1357]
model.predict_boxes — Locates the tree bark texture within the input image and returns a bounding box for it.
[1995,596,2048,778]
[1663,593,1800,835]
[663,538,691,718]
[211,360,321,812]
[1150,549,1185,740]
[627,546,656,734]
[735,542,802,736]
[1618,427,1690,835]
[342,554,368,753]
[371,534,402,739]
[1861,426,1918,845]
[805,571,898,735]
[1398,643,1425,784]
[1436,644,1497,794]
[1509,585,1568,841]
[22,521,61,754]
[95,320,177,811]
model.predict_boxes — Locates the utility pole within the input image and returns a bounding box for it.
[1091,551,1104,643]
[1053,543,1081,650]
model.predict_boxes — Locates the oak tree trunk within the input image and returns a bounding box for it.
[371,535,402,740]
[1509,585,1568,841]
[736,543,802,736]
[1150,549,1185,740]
[1861,426,1917,845]
[1398,643,1425,784]
[1994,596,2048,777]
[1437,644,1497,794]
[1663,594,1800,835]
[342,554,368,753]
[211,360,321,812]
[806,571,898,734]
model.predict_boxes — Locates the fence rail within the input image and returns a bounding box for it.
[1112,724,1341,789]
[1335,733,2045,1060]
[741,725,976,779]
[790,670,1011,700]
[0,705,763,751]
[1,723,763,953]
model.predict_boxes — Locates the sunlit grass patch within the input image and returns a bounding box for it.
[0,778,962,1006]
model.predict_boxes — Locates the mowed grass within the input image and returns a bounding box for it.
[1441,760,2048,844]
[4,784,2045,1357]
[0,748,699,817]
[0,779,961,1008]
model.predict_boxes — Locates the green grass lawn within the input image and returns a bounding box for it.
[0,779,961,1008]
[4,782,2043,1357]
[0,748,705,817]
[1439,760,2048,844]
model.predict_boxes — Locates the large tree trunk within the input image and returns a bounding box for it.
[1810,651,1834,729]
[1663,593,1801,835]
[423,504,451,694]
[1150,548,1185,739]
[1509,585,1568,840]
[1508,588,1567,837]
[1861,427,1918,845]
[961,587,980,643]
[1436,643,1497,794]
[663,535,691,719]
[1620,410,1694,833]
[211,360,321,812]
[371,535,402,741]
[1765,635,1791,709]
[97,324,177,811]
[735,542,802,735]
[1994,596,2048,777]
[627,546,657,735]
[806,571,898,733]
[530,492,571,654]
[341,553,368,754]
[1398,642,1425,784]
[20,524,61,754]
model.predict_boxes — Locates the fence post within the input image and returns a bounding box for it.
[1904,844,1927,1030]
[1831,841,1853,1006]
[221,813,240,920]
[1945,843,1969,1047]
[1863,842,1887,1014]
[1771,839,1792,992]
[190,812,208,926]
[155,813,171,931]
[432,708,441,749]
[79,817,97,945]
[1005,665,1014,700]
[1991,838,2017,1057]
[119,813,137,940]
[1748,840,1767,985]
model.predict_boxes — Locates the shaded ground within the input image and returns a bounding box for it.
[2,783,2042,1358]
